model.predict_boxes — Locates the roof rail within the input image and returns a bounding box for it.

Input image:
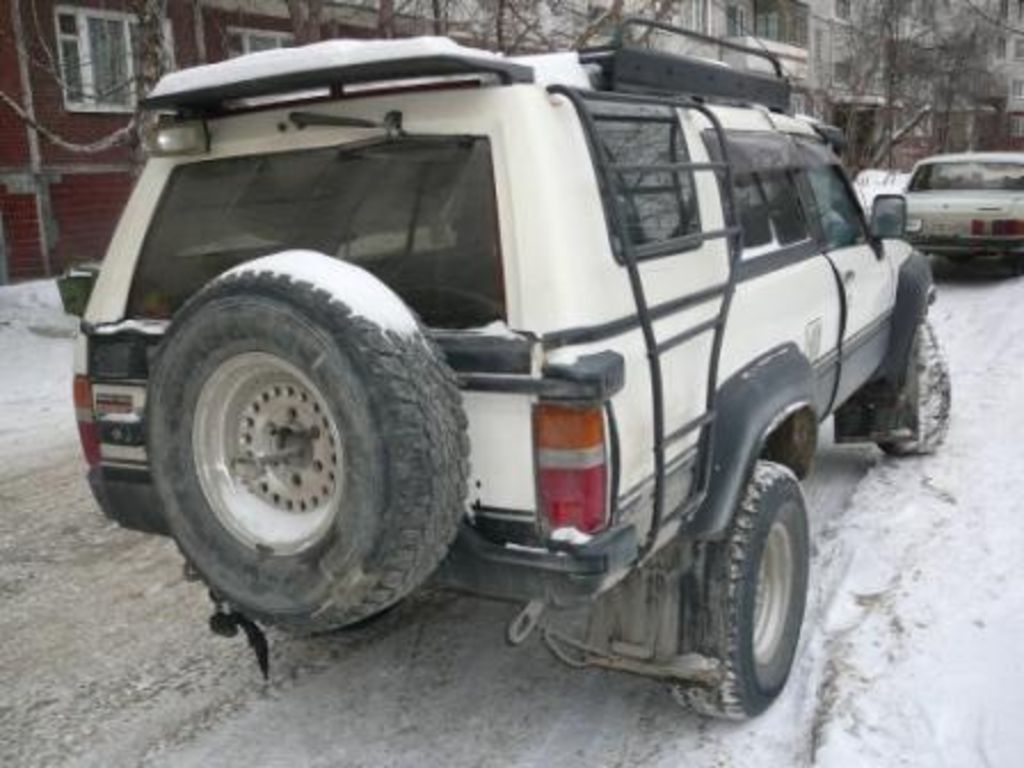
[580,17,792,113]
[614,17,785,79]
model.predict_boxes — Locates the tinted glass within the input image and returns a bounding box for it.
[702,130,811,252]
[732,168,809,250]
[909,161,1024,191]
[129,137,504,329]
[804,165,866,249]
[593,105,701,257]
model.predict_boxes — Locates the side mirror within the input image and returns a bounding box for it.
[57,263,100,318]
[869,194,907,239]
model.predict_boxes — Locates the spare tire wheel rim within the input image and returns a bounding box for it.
[752,520,794,668]
[192,352,343,555]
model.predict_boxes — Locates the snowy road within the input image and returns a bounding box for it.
[1,261,1022,767]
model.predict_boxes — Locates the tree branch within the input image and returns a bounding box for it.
[0,89,137,154]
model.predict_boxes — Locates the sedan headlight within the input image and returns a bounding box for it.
[905,218,923,234]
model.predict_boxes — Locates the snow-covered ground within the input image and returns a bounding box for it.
[854,169,910,210]
[2,262,1023,767]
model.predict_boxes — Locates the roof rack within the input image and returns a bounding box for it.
[580,17,792,113]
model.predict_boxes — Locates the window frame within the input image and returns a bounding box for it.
[591,105,705,264]
[54,5,174,114]
[226,26,295,57]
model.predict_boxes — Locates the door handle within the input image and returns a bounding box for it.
[842,270,856,285]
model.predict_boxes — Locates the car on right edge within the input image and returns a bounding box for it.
[904,152,1024,273]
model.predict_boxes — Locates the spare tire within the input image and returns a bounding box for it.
[147,252,469,632]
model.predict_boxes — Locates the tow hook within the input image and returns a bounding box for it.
[208,596,270,680]
[507,599,546,646]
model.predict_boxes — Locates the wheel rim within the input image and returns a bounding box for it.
[752,520,795,667]
[192,352,343,555]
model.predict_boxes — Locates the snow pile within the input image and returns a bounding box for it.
[855,169,910,210]
[149,37,502,100]
[0,280,77,477]
[221,250,420,336]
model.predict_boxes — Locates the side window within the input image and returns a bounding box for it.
[592,104,701,259]
[732,168,810,252]
[804,165,867,249]
[702,129,811,256]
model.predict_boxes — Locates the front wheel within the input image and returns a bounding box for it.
[675,461,810,719]
[877,319,950,456]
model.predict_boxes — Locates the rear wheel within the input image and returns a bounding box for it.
[147,268,469,632]
[675,461,809,719]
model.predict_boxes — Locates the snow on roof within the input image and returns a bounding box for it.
[146,37,595,109]
[148,37,502,101]
[914,152,1024,166]
[507,52,592,89]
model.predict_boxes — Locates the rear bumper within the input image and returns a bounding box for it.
[908,235,1024,257]
[89,463,636,607]
[87,465,169,535]
[434,521,638,607]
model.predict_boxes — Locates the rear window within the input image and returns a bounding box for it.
[909,161,1024,192]
[128,136,504,329]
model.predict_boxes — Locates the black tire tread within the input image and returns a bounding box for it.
[149,270,468,632]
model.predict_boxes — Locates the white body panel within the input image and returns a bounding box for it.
[82,70,899,538]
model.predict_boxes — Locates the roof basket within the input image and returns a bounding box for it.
[580,17,792,113]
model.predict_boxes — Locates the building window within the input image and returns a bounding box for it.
[755,1,809,47]
[834,59,851,85]
[227,27,294,57]
[997,37,1008,59]
[55,6,169,112]
[1015,38,1024,59]
[835,0,851,20]
[727,4,747,36]
[1011,115,1024,137]
[814,28,826,63]
[1014,80,1024,99]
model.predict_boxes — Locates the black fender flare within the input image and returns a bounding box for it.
[684,344,815,540]
[877,250,933,387]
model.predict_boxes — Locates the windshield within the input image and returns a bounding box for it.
[908,161,1024,192]
[128,136,504,329]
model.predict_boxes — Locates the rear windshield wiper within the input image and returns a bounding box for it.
[289,110,404,137]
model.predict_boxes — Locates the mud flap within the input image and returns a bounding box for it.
[833,378,916,445]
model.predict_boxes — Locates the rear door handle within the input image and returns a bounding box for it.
[842,270,856,285]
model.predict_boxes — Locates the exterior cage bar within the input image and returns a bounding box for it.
[546,85,742,559]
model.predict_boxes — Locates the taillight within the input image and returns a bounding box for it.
[73,375,101,468]
[992,219,1024,236]
[534,403,608,536]
[971,219,986,236]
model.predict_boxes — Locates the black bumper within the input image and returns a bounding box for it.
[87,465,169,535]
[434,521,638,607]
[89,465,637,607]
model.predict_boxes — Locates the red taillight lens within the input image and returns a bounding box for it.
[535,404,608,536]
[971,219,986,236]
[73,375,101,468]
[991,219,1024,236]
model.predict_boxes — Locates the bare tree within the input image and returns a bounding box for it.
[287,0,326,43]
[821,0,998,170]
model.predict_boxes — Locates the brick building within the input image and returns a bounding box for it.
[0,0,393,283]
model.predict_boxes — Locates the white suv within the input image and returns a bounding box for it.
[71,22,950,719]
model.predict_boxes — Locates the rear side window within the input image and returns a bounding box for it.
[909,161,1024,192]
[592,104,701,259]
[732,169,809,251]
[128,136,503,329]
[703,130,811,254]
